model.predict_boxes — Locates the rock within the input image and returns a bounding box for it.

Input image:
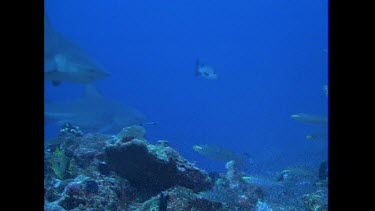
[104,139,213,198]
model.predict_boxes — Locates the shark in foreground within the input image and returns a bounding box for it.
[44,15,109,86]
[45,84,146,134]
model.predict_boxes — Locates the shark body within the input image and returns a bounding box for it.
[44,15,108,86]
[45,85,146,134]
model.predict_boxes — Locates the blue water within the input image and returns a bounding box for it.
[44,0,328,174]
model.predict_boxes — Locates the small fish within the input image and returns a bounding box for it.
[306,132,327,140]
[195,60,219,80]
[291,113,328,125]
[140,122,157,126]
[241,176,284,188]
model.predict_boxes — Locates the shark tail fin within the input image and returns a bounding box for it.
[84,84,103,99]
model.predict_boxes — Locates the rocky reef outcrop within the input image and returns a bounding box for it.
[104,138,213,198]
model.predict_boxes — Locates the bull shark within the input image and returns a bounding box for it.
[44,14,109,86]
[44,84,146,134]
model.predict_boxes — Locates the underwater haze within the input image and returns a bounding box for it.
[44,0,328,178]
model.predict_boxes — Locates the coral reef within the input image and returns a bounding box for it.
[59,123,83,137]
[45,126,218,210]
[45,174,132,210]
[44,125,327,210]
[303,189,328,211]
[255,200,274,211]
[138,187,230,211]
[104,137,213,198]
[199,160,264,210]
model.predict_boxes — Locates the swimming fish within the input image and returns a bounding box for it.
[195,60,219,80]
[193,144,252,171]
[241,176,283,188]
[306,132,328,140]
[290,113,328,125]
[193,145,240,162]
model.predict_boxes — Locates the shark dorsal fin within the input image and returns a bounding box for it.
[84,84,103,100]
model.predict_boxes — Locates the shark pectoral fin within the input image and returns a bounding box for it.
[52,80,61,86]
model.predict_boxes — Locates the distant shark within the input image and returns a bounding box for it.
[195,60,219,80]
[291,86,328,140]
[44,14,109,86]
[45,84,146,134]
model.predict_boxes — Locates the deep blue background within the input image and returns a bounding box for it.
[45,0,328,174]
